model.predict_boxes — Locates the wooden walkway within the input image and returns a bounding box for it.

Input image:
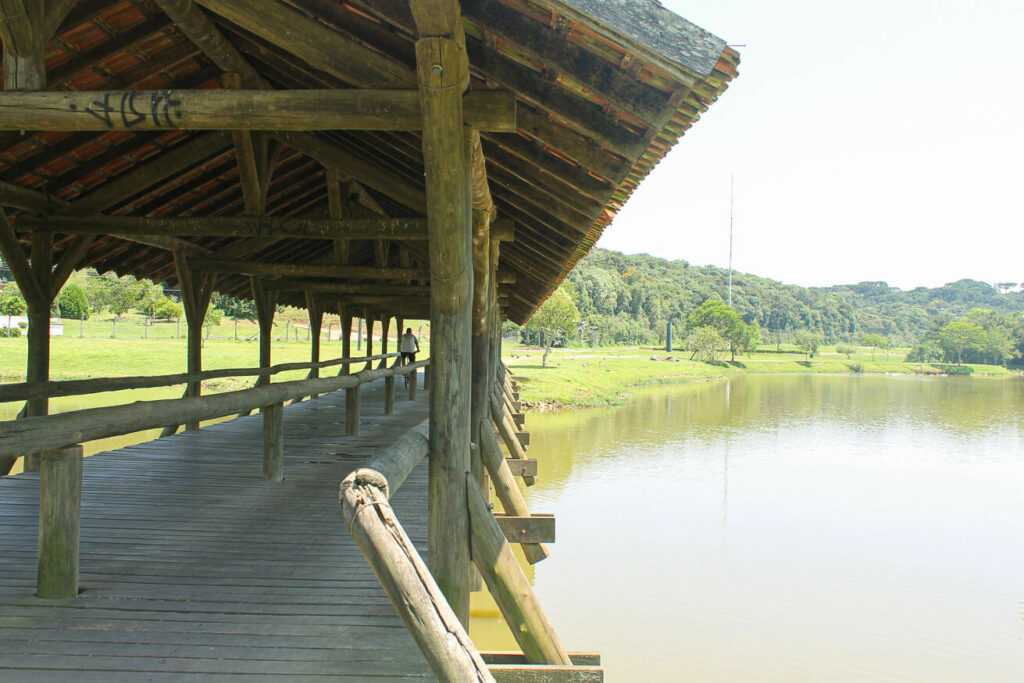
[0,374,436,680]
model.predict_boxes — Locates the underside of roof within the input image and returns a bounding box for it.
[0,0,738,324]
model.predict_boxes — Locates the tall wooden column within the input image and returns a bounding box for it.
[414,5,474,624]
[379,314,391,368]
[0,210,93,475]
[363,309,374,372]
[338,305,352,375]
[470,208,493,497]
[251,276,277,387]
[175,252,216,430]
[306,292,323,379]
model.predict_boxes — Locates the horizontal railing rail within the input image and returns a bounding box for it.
[0,359,427,459]
[0,352,401,403]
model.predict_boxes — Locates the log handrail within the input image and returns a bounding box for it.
[0,352,401,403]
[0,360,428,459]
[339,423,495,683]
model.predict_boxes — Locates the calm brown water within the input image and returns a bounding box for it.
[473,374,1024,681]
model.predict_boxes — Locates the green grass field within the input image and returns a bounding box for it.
[503,342,1019,407]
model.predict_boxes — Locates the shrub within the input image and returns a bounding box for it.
[56,284,90,319]
[153,297,183,320]
[0,327,21,337]
[835,343,856,359]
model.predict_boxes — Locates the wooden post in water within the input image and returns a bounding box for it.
[262,402,283,481]
[37,445,83,599]
[479,420,548,564]
[466,476,570,665]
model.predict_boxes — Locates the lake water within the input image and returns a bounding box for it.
[473,374,1024,681]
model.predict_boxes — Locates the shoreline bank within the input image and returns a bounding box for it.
[505,346,1019,410]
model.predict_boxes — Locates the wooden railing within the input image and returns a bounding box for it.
[0,355,427,462]
[340,368,603,682]
[0,352,401,402]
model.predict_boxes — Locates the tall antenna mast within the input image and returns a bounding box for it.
[728,174,734,307]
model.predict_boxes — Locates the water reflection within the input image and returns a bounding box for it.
[477,375,1024,681]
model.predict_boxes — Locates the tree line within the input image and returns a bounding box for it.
[515,248,1024,365]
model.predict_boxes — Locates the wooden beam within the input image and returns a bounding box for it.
[463,0,669,125]
[0,180,66,213]
[275,131,426,215]
[190,259,430,280]
[490,218,514,242]
[61,132,231,215]
[42,0,78,40]
[494,513,555,545]
[18,214,430,240]
[196,0,415,87]
[0,0,37,57]
[505,457,536,477]
[0,89,515,132]
[272,283,431,297]
[495,269,517,284]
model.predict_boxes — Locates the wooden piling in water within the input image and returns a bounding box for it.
[466,476,570,665]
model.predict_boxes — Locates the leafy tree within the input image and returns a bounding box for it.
[56,285,90,320]
[153,297,183,320]
[938,321,987,364]
[0,282,27,319]
[527,284,580,367]
[731,320,761,358]
[795,330,822,359]
[861,333,888,361]
[212,293,258,321]
[689,325,724,362]
[836,343,856,359]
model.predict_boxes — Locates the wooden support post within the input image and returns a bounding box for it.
[423,362,431,391]
[408,363,418,401]
[37,445,83,599]
[0,207,93,475]
[175,252,216,430]
[364,311,374,372]
[345,384,361,436]
[338,306,353,375]
[467,476,570,665]
[304,292,323,400]
[252,276,277,388]
[262,402,283,481]
[480,421,548,564]
[379,315,391,369]
[384,375,396,415]
[414,3,474,624]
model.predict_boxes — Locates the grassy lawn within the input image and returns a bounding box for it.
[503,342,1019,407]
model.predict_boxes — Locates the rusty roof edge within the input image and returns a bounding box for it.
[512,44,740,326]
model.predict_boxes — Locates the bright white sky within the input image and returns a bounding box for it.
[597,0,1024,291]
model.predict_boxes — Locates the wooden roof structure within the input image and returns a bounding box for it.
[0,0,738,324]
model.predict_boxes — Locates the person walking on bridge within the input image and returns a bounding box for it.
[399,328,420,386]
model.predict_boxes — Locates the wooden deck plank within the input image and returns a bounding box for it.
[0,375,438,680]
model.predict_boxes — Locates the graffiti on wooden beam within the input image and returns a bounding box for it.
[69,90,183,129]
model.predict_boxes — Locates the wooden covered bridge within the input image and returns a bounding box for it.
[0,0,737,679]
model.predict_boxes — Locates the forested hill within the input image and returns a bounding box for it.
[566,249,1024,345]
